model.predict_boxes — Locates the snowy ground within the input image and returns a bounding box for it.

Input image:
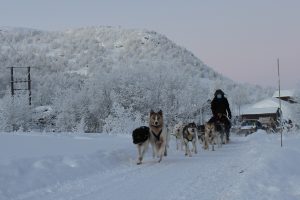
[0,130,300,200]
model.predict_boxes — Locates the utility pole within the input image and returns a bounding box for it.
[28,67,31,106]
[10,67,14,96]
[277,58,282,147]
[9,66,32,106]
[1,30,32,106]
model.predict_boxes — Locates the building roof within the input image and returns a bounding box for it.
[273,90,297,103]
[242,107,279,115]
[272,90,295,98]
[240,98,292,119]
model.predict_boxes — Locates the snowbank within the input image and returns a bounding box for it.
[0,131,299,200]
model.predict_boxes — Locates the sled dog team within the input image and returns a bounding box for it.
[132,110,228,165]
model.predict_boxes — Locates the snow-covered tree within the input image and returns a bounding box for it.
[0,27,274,132]
[0,92,32,131]
[103,102,144,134]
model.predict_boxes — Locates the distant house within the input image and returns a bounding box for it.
[240,96,295,132]
[241,107,281,121]
[273,90,297,104]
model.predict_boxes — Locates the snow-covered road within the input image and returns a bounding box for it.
[1,131,300,200]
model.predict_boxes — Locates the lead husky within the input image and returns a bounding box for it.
[149,110,169,163]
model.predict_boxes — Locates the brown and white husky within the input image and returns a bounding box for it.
[149,110,169,163]
[204,122,219,151]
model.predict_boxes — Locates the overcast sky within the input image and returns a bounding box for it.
[0,0,299,89]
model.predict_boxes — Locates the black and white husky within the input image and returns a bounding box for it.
[132,126,150,165]
[182,122,198,157]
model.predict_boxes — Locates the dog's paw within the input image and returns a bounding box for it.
[158,157,162,163]
[137,157,143,165]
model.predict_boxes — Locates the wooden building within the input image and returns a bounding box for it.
[241,107,281,121]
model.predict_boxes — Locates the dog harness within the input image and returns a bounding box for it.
[151,129,162,142]
[184,131,195,142]
[186,135,194,142]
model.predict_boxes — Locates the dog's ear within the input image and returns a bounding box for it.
[150,109,155,114]
[158,110,163,115]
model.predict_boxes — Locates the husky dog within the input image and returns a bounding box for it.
[215,122,226,145]
[214,113,228,145]
[209,113,229,144]
[182,122,198,157]
[149,110,169,163]
[204,122,220,151]
[132,126,150,165]
[197,124,205,144]
[173,122,184,150]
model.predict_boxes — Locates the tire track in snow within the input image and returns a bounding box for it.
[15,136,255,200]
[168,138,253,200]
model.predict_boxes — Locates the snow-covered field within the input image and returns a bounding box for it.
[1,131,300,200]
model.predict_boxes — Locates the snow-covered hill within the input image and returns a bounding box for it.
[0,131,299,200]
[0,27,273,132]
[0,26,221,90]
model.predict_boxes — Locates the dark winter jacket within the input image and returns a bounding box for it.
[211,90,232,119]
